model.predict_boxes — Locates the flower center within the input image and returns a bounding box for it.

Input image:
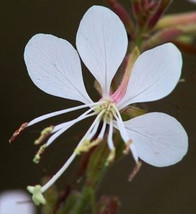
[95,99,116,121]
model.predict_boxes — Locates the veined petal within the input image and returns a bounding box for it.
[187,0,196,3]
[24,34,92,104]
[124,113,188,167]
[117,43,182,109]
[0,191,35,214]
[76,6,128,96]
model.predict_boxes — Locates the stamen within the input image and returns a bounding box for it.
[33,144,46,164]
[34,126,54,145]
[41,152,76,193]
[9,122,28,143]
[107,118,115,150]
[112,104,139,163]
[46,111,97,147]
[105,118,116,165]
[123,140,133,155]
[112,104,130,142]
[90,138,102,148]
[128,161,142,181]
[130,143,139,163]
[74,138,101,154]
[98,119,107,139]
[53,107,96,132]
[40,112,105,193]
[28,102,101,127]
[106,149,116,166]
[114,114,139,163]
[85,110,105,136]
[87,118,101,141]
[114,114,129,142]
[74,139,91,155]
[74,110,105,155]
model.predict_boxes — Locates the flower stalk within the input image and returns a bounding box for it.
[72,142,110,214]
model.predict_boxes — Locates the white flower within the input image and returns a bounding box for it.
[12,6,188,204]
[0,190,36,214]
[187,0,196,3]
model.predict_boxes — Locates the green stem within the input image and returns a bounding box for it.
[70,142,110,214]
[71,186,96,214]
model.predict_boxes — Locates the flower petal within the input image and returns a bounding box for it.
[124,112,188,167]
[24,34,92,104]
[117,43,182,109]
[76,6,128,96]
[0,190,35,214]
[187,0,196,3]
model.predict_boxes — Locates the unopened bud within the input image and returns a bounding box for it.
[146,0,173,30]
[156,12,196,30]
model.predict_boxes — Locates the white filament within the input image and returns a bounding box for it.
[87,119,101,141]
[98,119,107,139]
[112,104,139,163]
[41,111,105,193]
[108,118,114,150]
[53,107,95,132]
[46,111,96,147]
[28,102,101,127]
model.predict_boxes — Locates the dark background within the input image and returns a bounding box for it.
[1,0,196,213]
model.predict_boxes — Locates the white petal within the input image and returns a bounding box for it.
[76,6,128,96]
[187,0,196,3]
[24,34,92,104]
[124,113,188,167]
[118,43,182,109]
[0,190,36,214]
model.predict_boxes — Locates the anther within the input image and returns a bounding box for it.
[106,148,116,166]
[89,138,102,148]
[128,161,142,181]
[34,126,54,145]
[9,122,29,143]
[75,138,101,155]
[123,140,133,155]
[33,144,46,164]
[74,139,91,155]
